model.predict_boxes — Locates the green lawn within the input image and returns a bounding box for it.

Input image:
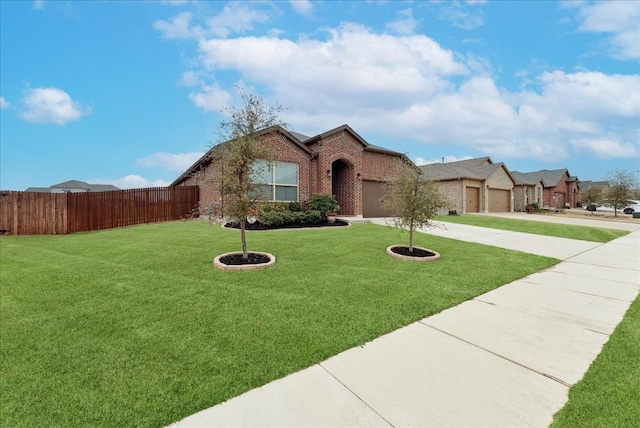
[0,221,558,427]
[436,214,628,242]
[551,295,640,427]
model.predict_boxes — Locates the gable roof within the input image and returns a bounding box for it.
[511,171,546,186]
[51,180,93,190]
[171,124,415,186]
[511,169,570,188]
[42,180,119,192]
[578,180,608,191]
[170,125,313,187]
[420,156,494,180]
[303,124,407,157]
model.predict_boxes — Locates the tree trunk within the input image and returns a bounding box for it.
[240,218,248,259]
[408,220,414,254]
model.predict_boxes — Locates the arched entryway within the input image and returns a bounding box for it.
[330,159,356,215]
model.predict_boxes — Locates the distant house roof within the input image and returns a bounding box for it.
[26,180,119,192]
[578,180,608,191]
[511,171,545,186]
[24,187,53,193]
[419,156,505,180]
[511,169,571,188]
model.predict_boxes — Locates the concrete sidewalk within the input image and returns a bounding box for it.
[170,217,639,427]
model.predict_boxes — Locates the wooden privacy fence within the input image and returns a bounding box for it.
[0,186,199,235]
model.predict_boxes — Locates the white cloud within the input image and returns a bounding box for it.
[18,87,91,125]
[92,175,171,189]
[136,151,205,172]
[289,0,313,16]
[574,1,640,60]
[33,0,44,10]
[0,96,9,109]
[179,70,203,87]
[165,13,638,165]
[570,138,638,159]
[155,3,270,40]
[195,23,467,112]
[438,3,484,30]
[385,8,419,35]
[188,83,232,112]
[154,11,203,40]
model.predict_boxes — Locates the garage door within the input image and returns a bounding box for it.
[466,187,479,213]
[489,189,510,212]
[363,180,392,217]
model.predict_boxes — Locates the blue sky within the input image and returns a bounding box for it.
[1,0,638,190]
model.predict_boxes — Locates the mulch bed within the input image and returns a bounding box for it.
[389,246,436,257]
[218,252,272,265]
[225,220,349,230]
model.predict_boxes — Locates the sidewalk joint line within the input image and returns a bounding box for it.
[318,363,396,427]
[420,322,573,388]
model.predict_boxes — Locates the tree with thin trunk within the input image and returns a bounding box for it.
[579,185,603,207]
[603,169,639,217]
[382,161,450,254]
[212,89,285,260]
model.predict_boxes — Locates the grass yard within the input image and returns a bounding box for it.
[0,221,558,427]
[435,214,628,242]
[551,295,640,427]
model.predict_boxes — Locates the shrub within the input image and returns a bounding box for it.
[288,202,302,212]
[258,211,286,226]
[303,210,322,224]
[307,194,340,215]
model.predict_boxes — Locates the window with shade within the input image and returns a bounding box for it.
[252,160,299,202]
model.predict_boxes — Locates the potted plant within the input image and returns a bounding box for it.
[307,194,340,224]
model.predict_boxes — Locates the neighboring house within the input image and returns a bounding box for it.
[419,157,516,214]
[25,180,119,193]
[577,180,609,205]
[171,124,413,218]
[511,172,545,212]
[510,169,579,209]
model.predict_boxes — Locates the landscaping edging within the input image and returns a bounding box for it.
[386,245,440,262]
[213,251,276,271]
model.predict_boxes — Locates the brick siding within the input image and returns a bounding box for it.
[177,128,406,217]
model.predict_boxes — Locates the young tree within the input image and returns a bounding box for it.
[382,161,450,254]
[603,169,640,216]
[579,185,603,207]
[213,89,286,259]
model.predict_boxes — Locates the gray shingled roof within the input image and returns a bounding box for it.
[24,187,53,193]
[511,169,569,187]
[288,131,311,142]
[511,171,543,186]
[47,180,119,192]
[419,157,499,180]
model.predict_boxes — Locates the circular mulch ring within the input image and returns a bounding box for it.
[224,220,350,230]
[214,251,276,271]
[386,245,440,262]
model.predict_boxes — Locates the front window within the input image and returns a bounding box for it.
[252,160,298,202]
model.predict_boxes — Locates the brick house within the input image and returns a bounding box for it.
[420,157,516,214]
[511,169,579,209]
[511,172,545,211]
[171,124,413,217]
